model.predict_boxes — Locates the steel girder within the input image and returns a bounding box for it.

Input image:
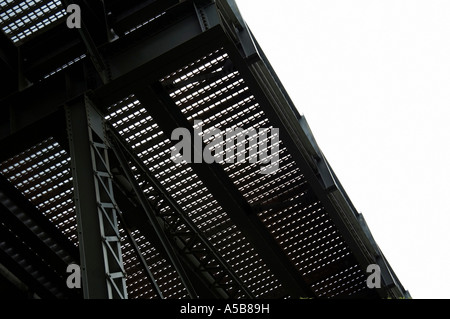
[107,124,255,299]
[65,96,127,299]
[0,0,410,299]
[0,174,80,299]
[134,84,315,298]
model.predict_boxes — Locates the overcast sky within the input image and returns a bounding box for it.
[235,0,450,299]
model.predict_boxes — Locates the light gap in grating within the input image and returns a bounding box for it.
[2,0,65,43]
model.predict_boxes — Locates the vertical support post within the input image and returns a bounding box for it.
[65,96,127,299]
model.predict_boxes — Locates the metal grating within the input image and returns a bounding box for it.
[0,137,77,243]
[0,220,65,298]
[0,138,80,299]
[0,136,188,299]
[106,94,285,298]
[159,47,372,298]
[0,0,408,300]
[120,227,188,299]
[0,136,192,299]
[311,264,368,297]
[0,0,65,44]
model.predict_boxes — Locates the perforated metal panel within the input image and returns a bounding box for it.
[106,94,284,298]
[0,138,77,242]
[159,47,374,298]
[0,0,408,300]
[0,0,65,44]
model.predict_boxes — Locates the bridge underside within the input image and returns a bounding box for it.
[0,0,409,299]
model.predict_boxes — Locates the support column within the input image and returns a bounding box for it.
[65,96,127,299]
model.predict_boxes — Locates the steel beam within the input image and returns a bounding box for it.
[0,110,66,163]
[0,262,34,299]
[55,118,223,298]
[62,0,110,83]
[0,30,18,97]
[65,96,127,299]
[0,0,409,299]
[0,244,55,299]
[0,62,88,135]
[0,201,79,298]
[21,22,84,82]
[111,181,222,298]
[106,2,219,83]
[116,210,164,299]
[0,173,79,261]
[109,131,199,299]
[112,0,181,36]
[135,84,315,298]
[0,214,72,299]
[92,25,225,109]
[221,22,406,298]
[107,125,255,298]
[1,5,222,127]
[219,20,385,292]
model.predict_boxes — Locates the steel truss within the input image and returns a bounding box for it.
[66,97,127,299]
[107,125,255,299]
[0,0,410,300]
[66,95,255,298]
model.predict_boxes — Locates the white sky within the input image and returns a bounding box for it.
[235,0,450,299]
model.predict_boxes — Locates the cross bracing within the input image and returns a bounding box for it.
[0,0,409,299]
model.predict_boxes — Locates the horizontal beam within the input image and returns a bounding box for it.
[111,180,222,298]
[222,23,387,296]
[0,202,79,298]
[0,215,73,299]
[0,174,79,262]
[1,6,221,129]
[109,130,199,299]
[135,83,315,298]
[0,31,18,97]
[108,125,254,298]
[0,245,55,299]
[92,25,225,109]
[0,109,66,163]
[112,0,182,35]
